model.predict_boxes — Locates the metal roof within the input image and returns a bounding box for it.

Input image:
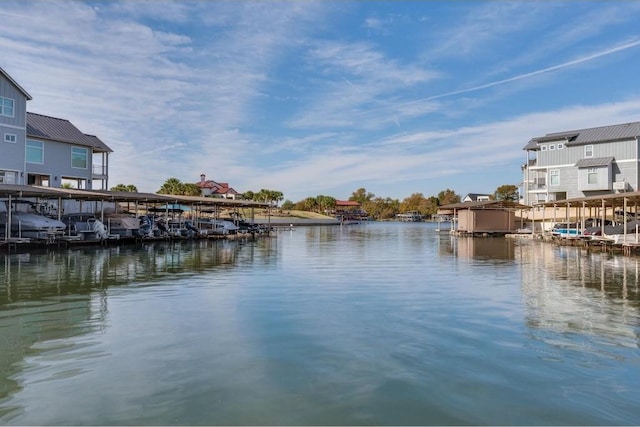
[84,134,113,153]
[27,112,113,152]
[524,121,640,150]
[437,200,529,213]
[575,157,614,168]
[537,190,640,208]
[0,184,270,208]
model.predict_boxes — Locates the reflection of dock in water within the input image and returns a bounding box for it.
[518,241,640,346]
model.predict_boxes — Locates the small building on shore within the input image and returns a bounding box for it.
[438,200,530,235]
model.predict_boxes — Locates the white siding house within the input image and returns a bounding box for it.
[521,122,640,205]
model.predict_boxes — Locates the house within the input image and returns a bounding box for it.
[462,193,492,202]
[0,66,31,186]
[0,66,112,189]
[521,121,640,205]
[196,174,239,199]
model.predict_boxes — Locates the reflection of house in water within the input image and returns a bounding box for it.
[456,237,516,260]
[517,241,639,346]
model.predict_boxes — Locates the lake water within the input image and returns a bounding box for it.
[0,222,639,425]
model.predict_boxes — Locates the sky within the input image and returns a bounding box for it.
[2,1,640,202]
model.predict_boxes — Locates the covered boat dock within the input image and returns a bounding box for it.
[0,184,271,249]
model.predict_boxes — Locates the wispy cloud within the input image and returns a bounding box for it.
[1,1,639,201]
[357,39,640,118]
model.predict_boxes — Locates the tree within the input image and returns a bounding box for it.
[295,197,319,212]
[349,188,375,204]
[437,189,460,206]
[110,184,138,192]
[400,193,431,214]
[157,178,201,196]
[158,177,184,195]
[243,190,255,201]
[281,200,294,210]
[259,189,284,206]
[495,184,519,201]
[315,195,336,214]
[366,197,400,220]
[183,183,202,196]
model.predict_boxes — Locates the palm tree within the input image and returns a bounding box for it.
[158,178,185,195]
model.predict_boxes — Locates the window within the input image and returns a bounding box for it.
[557,143,564,149]
[549,144,555,150]
[550,169,560,186]
[585,145,593,158]
[71,147,88,169]
[4,133,16,143]
[0,97,14,117]
[588,168,598,184]
[541,145,547,151]
[26,140,43,164]
[0,170,17,184]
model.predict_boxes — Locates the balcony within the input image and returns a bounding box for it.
[92,164,108,178]
[527,178,546,191]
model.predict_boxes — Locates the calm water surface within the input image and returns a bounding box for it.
[0,222,639,425]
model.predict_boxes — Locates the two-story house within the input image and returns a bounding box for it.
[521,121,640,205]
[196,174,239,199]
[0,67,31,186]
[0,66,111,190]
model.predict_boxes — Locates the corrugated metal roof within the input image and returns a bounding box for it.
[524,121,640,150]
[575,157,614,167]
[27,112,112,152]
[84,134,112,153]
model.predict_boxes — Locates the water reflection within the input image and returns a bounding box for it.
[1,226,640,425]
[0,239,274,414]
[0,240,269,304]
[518,240,640,353]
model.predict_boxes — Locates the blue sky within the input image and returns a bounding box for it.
[2,1,640,202]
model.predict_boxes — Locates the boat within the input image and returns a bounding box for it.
[195,218,239,235]
[396,211,424,222]
[105,214,140,238]
[0,211,66,241]
[601,220,640,243]
[551,222,581,237]
[60,213,109,240]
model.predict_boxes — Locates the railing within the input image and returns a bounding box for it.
[528,183,547,191]
[92,165,108,176]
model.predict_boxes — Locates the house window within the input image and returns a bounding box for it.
[588,168,598,184]
[585,145,593,158]
[0,97,14,117]
[549,144,555,150]
[71,147,88,169]
[541,145,547,151]
[26,140,43,164]
[557,143,564,149]
[550,169,560,186]
[4,133,16,143]
[0,170,18,184]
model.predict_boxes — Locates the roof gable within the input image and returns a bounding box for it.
[0,66,32,100]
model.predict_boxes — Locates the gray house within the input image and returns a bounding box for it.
[0,66,112,190]
[0,66,31,186]
[521,121,640,205]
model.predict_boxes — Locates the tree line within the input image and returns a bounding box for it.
[110,178,518,221]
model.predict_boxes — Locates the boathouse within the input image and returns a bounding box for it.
[438,200,530,236]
